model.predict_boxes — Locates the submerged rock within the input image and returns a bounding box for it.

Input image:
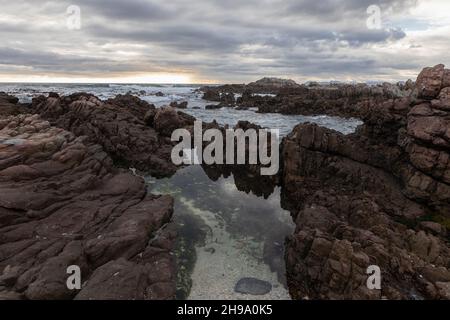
[205,104,222,110]
[170,101,188,109]
[234,278,272,295]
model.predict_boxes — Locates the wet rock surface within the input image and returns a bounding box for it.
[280,65,450,300]
[0,113,176,300]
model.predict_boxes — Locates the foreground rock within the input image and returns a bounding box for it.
[281,65,450,300]
[31,93,195,177]
[0,114,176,300]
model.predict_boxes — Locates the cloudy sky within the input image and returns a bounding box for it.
[0,0,449,83]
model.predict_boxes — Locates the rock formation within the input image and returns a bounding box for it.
[247,77,300,90]
[0,93,29,117]
[0,113,176,300]
[1,63,449,301]
[200,79,412,118]
[31,93,195,178]
[280,65,450,300]
[170,101,188,109]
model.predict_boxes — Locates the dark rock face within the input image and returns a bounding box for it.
[202,89,221,102]
[200,84,243,103]
[153,106,195,137]
[0,114,176,300]
[0,93,19,105]
[205,104,222,110]
[247,78,300,90]
[280,65,450,300]
[105,94,157,119]
[0,93,29,117]
[31,93,194,178]
[170,101,188,109]
[234,278,272,295]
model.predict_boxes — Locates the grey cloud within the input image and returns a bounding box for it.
[75,0,172,21]
[0,0,443,82]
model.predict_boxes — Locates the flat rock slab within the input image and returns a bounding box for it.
[234,278,272,295]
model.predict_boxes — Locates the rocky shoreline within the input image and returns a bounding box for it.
[200,77,414,118]
[281,64,450,299]
[0,65,449,300]
[0,93,184,299]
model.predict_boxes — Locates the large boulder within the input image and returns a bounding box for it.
[415,64,445,99]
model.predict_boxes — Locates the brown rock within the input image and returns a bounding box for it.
[170,101,188,109]
[281,65,450,300]
[415,64,445,99]
[0,114,176,300]
[31,93,194,177]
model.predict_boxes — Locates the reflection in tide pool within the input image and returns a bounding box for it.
[146,166,294,300]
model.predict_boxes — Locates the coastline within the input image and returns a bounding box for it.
[0,65,449,300]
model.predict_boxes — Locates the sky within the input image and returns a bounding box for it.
[0,0,449,84]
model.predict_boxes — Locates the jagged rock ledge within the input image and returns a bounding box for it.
[280,64,450,300]
[200,77,414,117]
[31,93,196,178]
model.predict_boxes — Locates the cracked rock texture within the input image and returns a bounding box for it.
[31,93,195,178]
[0,112,176,300]
[281,65,450,300]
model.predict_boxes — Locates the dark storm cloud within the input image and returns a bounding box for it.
[0,0,443,82]
[87,23,244,53]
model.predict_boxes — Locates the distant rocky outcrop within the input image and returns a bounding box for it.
[247,77,300,90]
[280,64,450,300]
[200,77,298,106]
[200,78,412,117]
[253,82,412,117]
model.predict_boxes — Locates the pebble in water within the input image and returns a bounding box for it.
[234,278,272,295]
